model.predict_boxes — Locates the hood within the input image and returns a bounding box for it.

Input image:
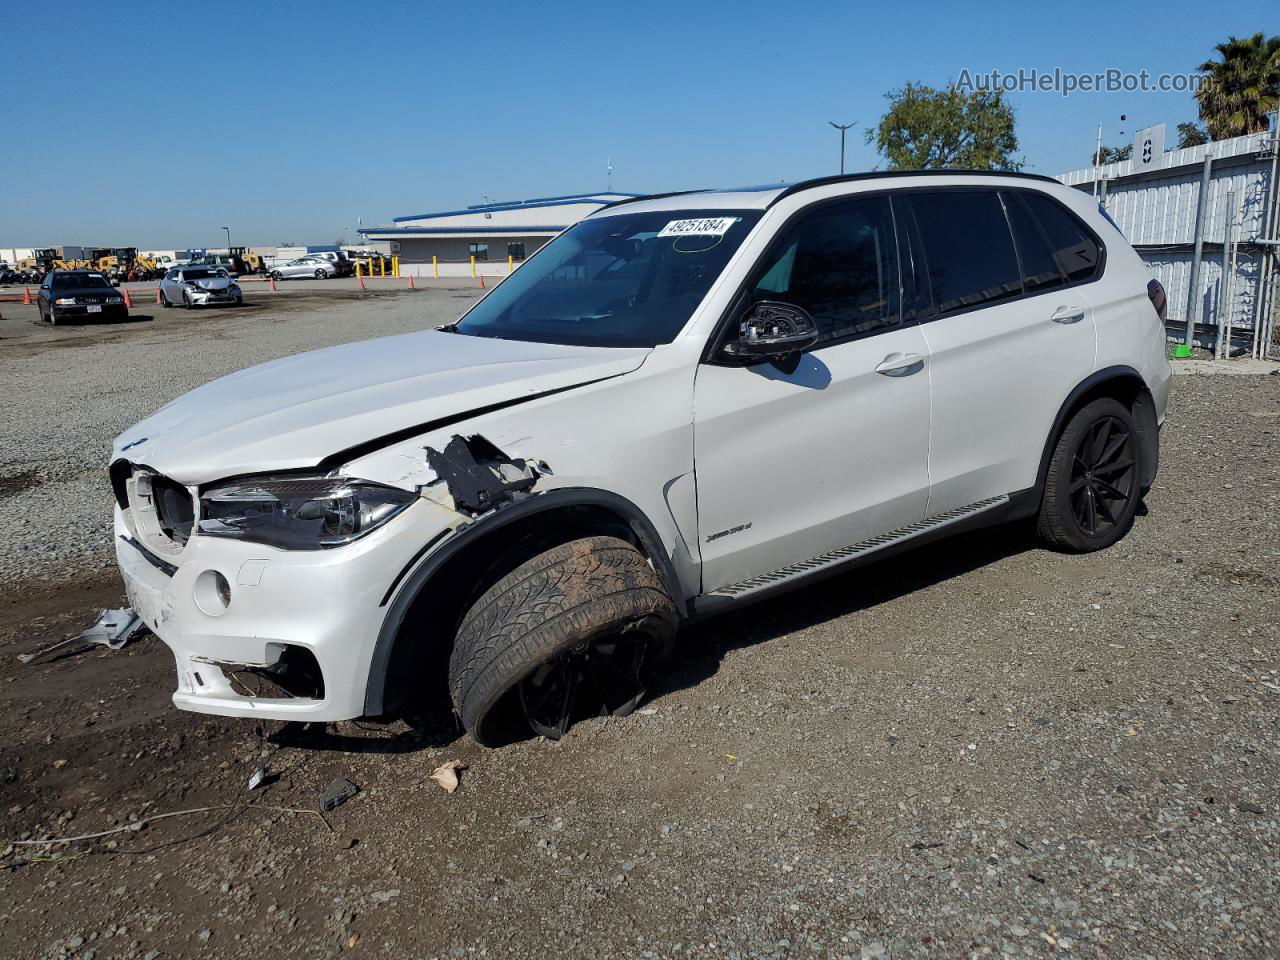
[113,330,649,484]
[192,276,234,291]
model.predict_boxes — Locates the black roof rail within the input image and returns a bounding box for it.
[593,189,711,212]
[768,169,1061,206]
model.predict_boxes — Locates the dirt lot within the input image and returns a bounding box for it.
[1,293,1278,959]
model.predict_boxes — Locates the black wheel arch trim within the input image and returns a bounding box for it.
[1035,365,1157,494]
[362,486,686,716]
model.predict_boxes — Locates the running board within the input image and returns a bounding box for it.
[709,495,1011,600]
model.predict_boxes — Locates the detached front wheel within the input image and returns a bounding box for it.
[449,536,678,746]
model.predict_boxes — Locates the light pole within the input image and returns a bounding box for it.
[829,120,855,175]
[222,226,231,252]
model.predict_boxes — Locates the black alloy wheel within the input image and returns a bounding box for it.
[1069,415,1138,538]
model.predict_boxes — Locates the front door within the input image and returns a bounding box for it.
[693,194,932,594]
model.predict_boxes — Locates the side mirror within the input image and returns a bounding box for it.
[723,301,819,360]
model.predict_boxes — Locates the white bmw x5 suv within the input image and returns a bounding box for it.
[111,171,1171,746]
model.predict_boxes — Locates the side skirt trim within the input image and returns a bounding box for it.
[709,494,1011,600]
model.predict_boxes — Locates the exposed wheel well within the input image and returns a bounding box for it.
[370,499,668,717]
[1037,368,1159,495]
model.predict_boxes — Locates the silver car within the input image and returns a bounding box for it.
[269,256,336,281]
[160,267,243,308]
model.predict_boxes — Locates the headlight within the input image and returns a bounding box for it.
[108,296,124,303]
[55,297,75,304]
[198,475,414,549]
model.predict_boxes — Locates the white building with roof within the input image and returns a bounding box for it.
[358,192,636,275]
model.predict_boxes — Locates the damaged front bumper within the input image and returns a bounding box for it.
[114,497,449,721]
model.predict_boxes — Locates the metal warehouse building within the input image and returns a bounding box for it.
[359,192,635,276]
[1058,126,1278,359]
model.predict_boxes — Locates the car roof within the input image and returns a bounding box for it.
[589,169,1065,217]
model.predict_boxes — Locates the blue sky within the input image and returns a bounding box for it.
[0,0,1263,248]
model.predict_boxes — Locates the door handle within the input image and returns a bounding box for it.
[1050,305,1085,324]
[874,352,925,377]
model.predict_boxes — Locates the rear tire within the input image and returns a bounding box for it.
[160,289,171,308]
[449,536,678,747]
[1036,397,1143,552]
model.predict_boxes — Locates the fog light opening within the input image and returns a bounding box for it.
[194,569,232,616]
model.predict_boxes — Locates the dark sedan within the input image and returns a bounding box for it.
[38,270,128,324]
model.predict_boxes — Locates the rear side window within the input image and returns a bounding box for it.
[1020,192,1101,283]
[906,191,1022,315]
[750,195,900,345]
[1002,192,1064,294]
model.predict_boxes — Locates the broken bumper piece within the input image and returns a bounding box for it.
[113,499,440,722]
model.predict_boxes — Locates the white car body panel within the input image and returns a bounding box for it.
[110,173,1171,724]
[693,324,931,593]
[114,331,650,484]
[918,290,1097,516]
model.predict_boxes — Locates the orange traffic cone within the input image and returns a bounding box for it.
[22,287,32,305]
[478,273,485,289]
[123,287,134,308]
[154,287,162,305]
[269,274,277,291]
[358,272,366,290]
[408,275,415,289]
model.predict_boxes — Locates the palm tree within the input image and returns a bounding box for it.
[1195,33,1280,140]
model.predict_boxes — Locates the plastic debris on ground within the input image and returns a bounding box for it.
[429,760,467,794]
[17,608,147,664]
[320,777,360,812]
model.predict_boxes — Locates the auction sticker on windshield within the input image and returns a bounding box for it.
[657,217,741,238]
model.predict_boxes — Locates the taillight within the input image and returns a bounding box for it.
[1147,278,1167,323]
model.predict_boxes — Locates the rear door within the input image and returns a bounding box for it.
[903,188,1099,515]
[693,194,932,593]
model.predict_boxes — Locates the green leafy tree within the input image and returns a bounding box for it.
[1091,143,1134,165]
[867,83,1021,171]
[1195,32,1280,139]
[1176,122,1210,148]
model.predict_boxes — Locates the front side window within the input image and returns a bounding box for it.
[749,196,900,345]
[455,209,762,348]
[1020,193,1101,283]
[907,190,1022,315]
[470,243,489,261]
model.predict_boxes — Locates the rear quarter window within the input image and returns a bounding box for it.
[1020,192,1102,284]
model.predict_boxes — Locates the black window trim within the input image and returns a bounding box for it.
[702,183,1108,364]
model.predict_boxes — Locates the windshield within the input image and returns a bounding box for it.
[53,273,110,290]
[455,209,762,347]
[182,269,215,280]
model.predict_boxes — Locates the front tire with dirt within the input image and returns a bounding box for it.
[448,536,678,747]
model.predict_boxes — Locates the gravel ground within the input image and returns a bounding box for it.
[0,287,480,582]
[0,299,1277,959]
